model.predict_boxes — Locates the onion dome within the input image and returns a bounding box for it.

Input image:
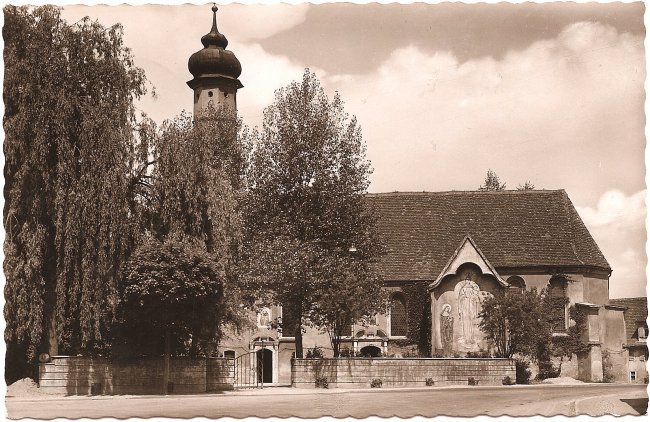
[188,5,242,80]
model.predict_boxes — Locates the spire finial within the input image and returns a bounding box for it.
[212,3,218,28]
[201,3,228,49]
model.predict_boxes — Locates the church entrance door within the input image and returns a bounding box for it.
[256,348,273,384]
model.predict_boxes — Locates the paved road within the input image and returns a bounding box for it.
[6,384,647,419]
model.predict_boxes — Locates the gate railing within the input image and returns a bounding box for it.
[234,351,264,389]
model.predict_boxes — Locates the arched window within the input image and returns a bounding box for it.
[390,293,408,337]
[548,276,568,332]
[507,276,526,294]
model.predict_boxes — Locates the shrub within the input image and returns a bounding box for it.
[425,378,435,386]
[502,376,515,385]
[515,360,531,384]
[370,378,382,388]
[402,350,420,358]
[466,350,490,358]
[468,377,479,386]
[339,348,358,358]
[536,359,560,380]
[315,376,329,389]
[306,346,324,359]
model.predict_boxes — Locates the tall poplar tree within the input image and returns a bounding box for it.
[3,5,149,381]
[243,70,383,357]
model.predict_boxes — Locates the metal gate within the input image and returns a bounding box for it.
[234,351,264,388]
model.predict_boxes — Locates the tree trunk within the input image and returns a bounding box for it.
[41,288,58,357]
[163,329,171,395]
[48,311,58,356]
[330,323,342,358]
[189,329,198,357]
[333,334,340,358]
[295,324,303,358]
[293,303,304,358]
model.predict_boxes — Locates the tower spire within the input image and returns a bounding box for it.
[187,4,243,117]
[201,4,228,49]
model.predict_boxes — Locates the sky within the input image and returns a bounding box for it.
[18,1,649,298]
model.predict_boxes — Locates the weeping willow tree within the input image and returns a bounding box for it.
[3,5,150,381]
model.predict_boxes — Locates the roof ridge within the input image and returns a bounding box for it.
[560,191,585,266]
[563,191,611,270]
[610,297,648,302]
[365,190,565,196]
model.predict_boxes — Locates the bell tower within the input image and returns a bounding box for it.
[187,5,243,117]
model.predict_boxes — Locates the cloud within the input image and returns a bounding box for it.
[225,3,309,42]
[607,247,647,299]
[576,190,647,298]
[321,21,645,205]
[576,190,646,228]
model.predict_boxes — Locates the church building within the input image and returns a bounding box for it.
[188,7,631,385]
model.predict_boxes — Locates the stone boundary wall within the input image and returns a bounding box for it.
[292,358,516,388]
[39,356,234,395]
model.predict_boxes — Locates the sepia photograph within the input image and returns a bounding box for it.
[2,0,648,418]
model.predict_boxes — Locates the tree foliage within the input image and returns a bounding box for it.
[3,5,149,370]
[242,69,383,357]
[480,282,590,380]
[478,169,506,191]
[150,109,248,254]
[309,257,386,357]
[115,240,230,358]
[115,108,252,355]
[479,289,550,358]
[516,181,535,190]
[401,282,433,356]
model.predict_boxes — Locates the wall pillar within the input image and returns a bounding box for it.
[430,291,441,355]
[578,344,603,382]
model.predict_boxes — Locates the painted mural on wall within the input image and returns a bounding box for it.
[433,265,496,355]
[458,276,481,347]
[440,304,454,355]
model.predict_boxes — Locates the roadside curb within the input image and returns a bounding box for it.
[6,382,645,402]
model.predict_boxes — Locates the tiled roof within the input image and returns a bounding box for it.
[365,190,610,281]
[609,297,648,342]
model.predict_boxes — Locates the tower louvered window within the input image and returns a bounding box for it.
[390,294,408,337]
